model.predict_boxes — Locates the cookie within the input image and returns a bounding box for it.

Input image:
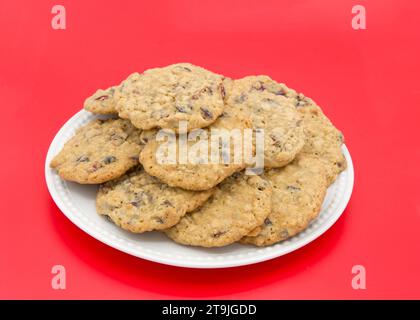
[165,172,272,247]
[96,167,214,233]
[84,86,119,115]
[293,96,347,184]
[50,118,142,184]
[241,155,328,246]
[84,73,141,115]
[116,63,225,132]
[139,104,252,190]
[224,76,305,168]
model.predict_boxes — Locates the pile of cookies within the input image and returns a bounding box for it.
[50,63,346,247]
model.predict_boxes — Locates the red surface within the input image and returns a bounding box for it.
[0,0,419,299]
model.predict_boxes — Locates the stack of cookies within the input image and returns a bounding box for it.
[50,63,346,247]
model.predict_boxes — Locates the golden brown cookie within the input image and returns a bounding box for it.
[294,96,346,184]
[50,119,142,184]
[96,167,214,233]
[139,104,252,190]
[241,155,328,246]
[116,63,226,132]
[84,73,141,115]
[84,86,118,114]
[165,172,272,247]
[225,76,305,168]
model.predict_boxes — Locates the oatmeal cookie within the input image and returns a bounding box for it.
[241,155,328,246]
[225,76,305,168]
[84,86,120,115]
[84,73,142,115]
[96,167,214,233]
[165,172,272,247]
[116,63,225,132]
[139,104,252,190]
[50,118,142,184]
[293,95,346,184]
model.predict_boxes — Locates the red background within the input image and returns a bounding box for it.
[0,0,419,299]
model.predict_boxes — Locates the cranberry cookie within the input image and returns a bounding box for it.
[293,95,346,184]
[50,119,142,184]
[96,167,214,233]
[225,76,305,168]
[116,63,226,132]
[165,172,272,247]
[139,104,252,190]
[241,154,328,246]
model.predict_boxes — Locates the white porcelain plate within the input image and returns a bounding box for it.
[45,110,354,269]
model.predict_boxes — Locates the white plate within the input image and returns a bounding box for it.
[45,110,354,269]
